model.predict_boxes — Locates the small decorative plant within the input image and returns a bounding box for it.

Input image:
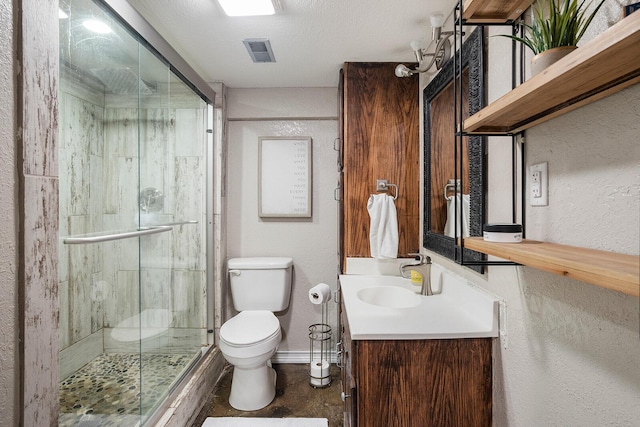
[502,0,606,55]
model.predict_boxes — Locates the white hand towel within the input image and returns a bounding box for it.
[367,194,398,259]
[444,193,470,238]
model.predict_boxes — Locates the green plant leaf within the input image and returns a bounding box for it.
[494,0,605,54]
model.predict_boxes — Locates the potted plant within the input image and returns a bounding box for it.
[501,0,606,75]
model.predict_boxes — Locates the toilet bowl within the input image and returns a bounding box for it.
[219,310,281,410]
[219,257,293,411]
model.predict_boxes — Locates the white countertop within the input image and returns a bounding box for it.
[339,271,499,340]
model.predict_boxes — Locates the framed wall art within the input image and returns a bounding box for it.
[258,136,312,218]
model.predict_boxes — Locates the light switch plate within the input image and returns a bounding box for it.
[530,162,548,206]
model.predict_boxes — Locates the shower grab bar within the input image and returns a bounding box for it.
[63,226,173,245]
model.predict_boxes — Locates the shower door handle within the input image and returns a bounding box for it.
[145,220,198,226]
[63,226,173,244]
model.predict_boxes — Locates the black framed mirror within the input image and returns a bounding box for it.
[423,26,485,269]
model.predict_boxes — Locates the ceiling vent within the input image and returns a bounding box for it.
[243,38,276,63]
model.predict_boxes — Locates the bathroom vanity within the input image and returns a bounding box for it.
[338,273,498,427]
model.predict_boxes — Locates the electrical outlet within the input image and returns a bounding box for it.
[530,162,548,206]
[531,171,541,198]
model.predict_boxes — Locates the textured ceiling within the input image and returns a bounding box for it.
[127,0,457,88]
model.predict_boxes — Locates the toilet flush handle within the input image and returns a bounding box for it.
[229,270,241,277]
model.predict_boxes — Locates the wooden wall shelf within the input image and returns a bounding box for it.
[462,0,534,23]
[463,12,640,134]
[463,237,640,297]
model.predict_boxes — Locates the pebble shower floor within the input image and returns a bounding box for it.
[59,352,196,426]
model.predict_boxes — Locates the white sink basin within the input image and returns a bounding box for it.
[339,269,499,340]
[357,286,421,309]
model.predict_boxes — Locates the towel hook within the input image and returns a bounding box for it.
[376,179,398,200]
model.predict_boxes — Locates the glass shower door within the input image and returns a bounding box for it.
[136,44,209,419]
[58,0,210,424]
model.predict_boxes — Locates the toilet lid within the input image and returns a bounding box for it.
[220,310,280,346]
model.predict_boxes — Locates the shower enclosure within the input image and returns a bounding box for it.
[58,0,213,424]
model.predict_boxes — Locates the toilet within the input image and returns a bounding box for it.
[219,257,293,411]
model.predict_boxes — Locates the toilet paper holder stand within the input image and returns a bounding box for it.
[309,322,332,388]
[308,294,332,388]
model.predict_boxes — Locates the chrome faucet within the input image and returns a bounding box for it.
[399,254,423,278]
[399,253,433,296]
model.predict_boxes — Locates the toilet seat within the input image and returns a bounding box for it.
[220,311,281,359]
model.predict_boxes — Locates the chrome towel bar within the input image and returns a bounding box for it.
[63,225,173,245]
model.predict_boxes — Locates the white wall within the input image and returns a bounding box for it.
[421,9,639,426]
[0,0,18,424]
[226,88,339,358]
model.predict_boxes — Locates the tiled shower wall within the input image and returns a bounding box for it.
[59,74,208,377]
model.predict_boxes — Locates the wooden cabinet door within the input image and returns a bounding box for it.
[355,339,492,427]
[341,62,420,267]
[340,298,357,426]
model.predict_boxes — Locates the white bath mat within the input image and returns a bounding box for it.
[202,417,328,427]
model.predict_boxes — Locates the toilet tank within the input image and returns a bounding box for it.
[228,257,293,312]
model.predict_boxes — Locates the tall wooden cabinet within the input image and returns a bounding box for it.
[339,63,420,269]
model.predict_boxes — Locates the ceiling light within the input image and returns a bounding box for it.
[217,0,278,16]
[82,19,112,34]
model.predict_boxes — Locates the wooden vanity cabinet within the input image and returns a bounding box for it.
[339,297,493,427]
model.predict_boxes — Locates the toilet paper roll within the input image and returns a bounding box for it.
[308,283,331,305]
[310,359,331,387]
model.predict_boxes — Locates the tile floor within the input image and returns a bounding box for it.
[59,352,197,426]
[193,364,343,427]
